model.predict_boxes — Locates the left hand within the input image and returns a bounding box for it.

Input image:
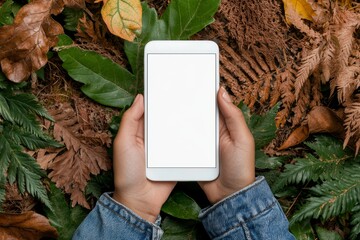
[112,94,176,223]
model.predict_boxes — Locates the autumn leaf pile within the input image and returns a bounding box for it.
[198,0,360,155]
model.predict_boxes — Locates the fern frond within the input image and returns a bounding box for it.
[280,136,353,184]
[336,65,360,104]
[351,205,360,240]
[0,132,52,209]
[0,175,5,209]
[320,35,336,83]
[63,8,84,32]
[295,47,321,99]
[3,122,61,150]
[5,93,54,121]
[290,164,360,224]
[344,100,360,155]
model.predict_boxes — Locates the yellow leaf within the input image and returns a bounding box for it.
[101,0,142,41]
[283,0,315,24]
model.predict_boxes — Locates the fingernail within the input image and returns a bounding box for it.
[133,94,140,104]
[221,87,232,103]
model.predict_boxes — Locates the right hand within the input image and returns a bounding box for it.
[199,87,256,204]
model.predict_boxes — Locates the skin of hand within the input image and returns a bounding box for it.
[199,87,256,204]
[112,94,176,223]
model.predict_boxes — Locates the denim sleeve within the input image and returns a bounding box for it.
[199,176,295,240]
[72,192,163,240]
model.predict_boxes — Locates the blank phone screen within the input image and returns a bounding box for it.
[147,53,217,168]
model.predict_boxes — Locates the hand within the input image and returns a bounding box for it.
[199,87,256,204]
[112,94,176,223]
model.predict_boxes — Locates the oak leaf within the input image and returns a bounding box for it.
[0,211,58,240]
[283,0,315,24]
[101,0,142,41]
[0,0,64,82]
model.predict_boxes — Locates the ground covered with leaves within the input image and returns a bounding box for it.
[0,0,360,239]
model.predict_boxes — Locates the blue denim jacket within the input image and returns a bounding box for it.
[73,176,295,239]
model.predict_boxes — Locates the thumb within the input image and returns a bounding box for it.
[217,87,252,143]
[117,94,144,138]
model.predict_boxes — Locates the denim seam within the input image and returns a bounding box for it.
[211,200,277,239]
[97,200,151,235]
[243,200,277,223]
[200,177,264,217]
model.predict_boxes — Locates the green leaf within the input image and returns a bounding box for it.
[45,183,89,240]
[62,8,84,32]
[289,221,315,240]
[59,47,135,107]
[3,122,61,150]
[239,103,279,149]
[351,205,360,240]
[255,150,284,169]
[0,175,5,208]
[0,0,14,26]
[162,192,201,221]
[315,226,342,240]
[57,34,74,47]
[162,0,220,40]
[162,217,198,240]
[290,164,360,223]
[0,135,51,208]
[279,136,354,185]
[86,171,114,199]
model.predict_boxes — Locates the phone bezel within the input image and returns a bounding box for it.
[144,40,219,181]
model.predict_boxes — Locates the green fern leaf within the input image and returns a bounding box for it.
[351,205,360,240]
[5,93,54,121]
[279,136,353,185]
[0,175,5,209]
[290,165,360,224]
[3,122,61,150]
[0,135,51,208]
[63,8,83,32]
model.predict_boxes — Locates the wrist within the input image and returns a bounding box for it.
[113,191,160,223]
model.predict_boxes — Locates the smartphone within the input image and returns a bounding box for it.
[144,40,219,181]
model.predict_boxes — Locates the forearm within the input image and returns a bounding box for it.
[72,193,163,240]
[199,176,295,240]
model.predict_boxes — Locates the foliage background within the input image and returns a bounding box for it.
[0,0,360,239]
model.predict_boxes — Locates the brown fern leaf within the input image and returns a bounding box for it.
[344,98,360,155]
[275,63,296,128]
[295,46,322,99]
[46,103,111,208]
[337,65,360,104]
[293,80,312,126]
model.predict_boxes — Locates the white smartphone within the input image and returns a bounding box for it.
[144,40,219,181]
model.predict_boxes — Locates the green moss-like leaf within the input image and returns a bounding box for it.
[162,192,201,221]
[45,183,89,240]
[289,221,315,240]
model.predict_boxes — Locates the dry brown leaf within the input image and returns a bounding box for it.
[283,0,315,24]
[279,106,345,150]
[63,0,85,8]
[42,103,111,209]
[0,0,64,82]
[0,211,58,240]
